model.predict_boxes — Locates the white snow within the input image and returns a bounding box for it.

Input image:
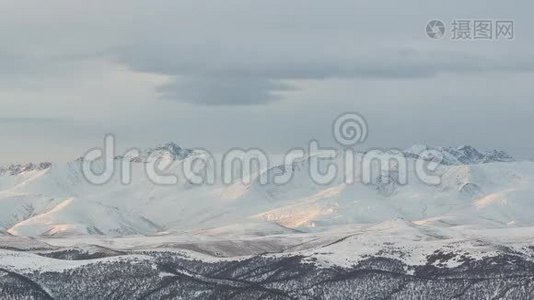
[0,144,533,268]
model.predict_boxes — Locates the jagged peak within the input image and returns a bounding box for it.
[76,142,194,163]
[404,144,513,165]
[0,162,52,176]
[456,145,478,151]
[149,142,188,153]
[143,142,193,160]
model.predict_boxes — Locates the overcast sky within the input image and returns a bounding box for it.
[1,0,533,164]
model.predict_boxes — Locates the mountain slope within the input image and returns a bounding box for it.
[0,144,531,238]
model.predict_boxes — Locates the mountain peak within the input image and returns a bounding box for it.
[0,162,52,176]
[143,142,193,161]
[456,145,481,154]
[82,142,194,163]
[404,144,513,165]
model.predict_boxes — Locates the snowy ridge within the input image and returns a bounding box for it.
[0,143,531,238]
[403,144,514,165]
[113,142,194,162]
[1,144,534,298]
[0,162,52,176]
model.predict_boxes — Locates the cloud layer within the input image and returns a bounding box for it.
[1,0,534,162]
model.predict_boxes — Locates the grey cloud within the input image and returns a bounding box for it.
[3,0,534,105]
[106,0,534,106]
[0,117,63,124]
[157,76,294,105]
[120,43,534,105]
[1,0,534,161]
[121,43,534,79]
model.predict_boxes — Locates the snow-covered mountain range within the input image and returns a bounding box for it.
[403,144,514,165]
[2,143,534,298]
[0,143,529,237]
